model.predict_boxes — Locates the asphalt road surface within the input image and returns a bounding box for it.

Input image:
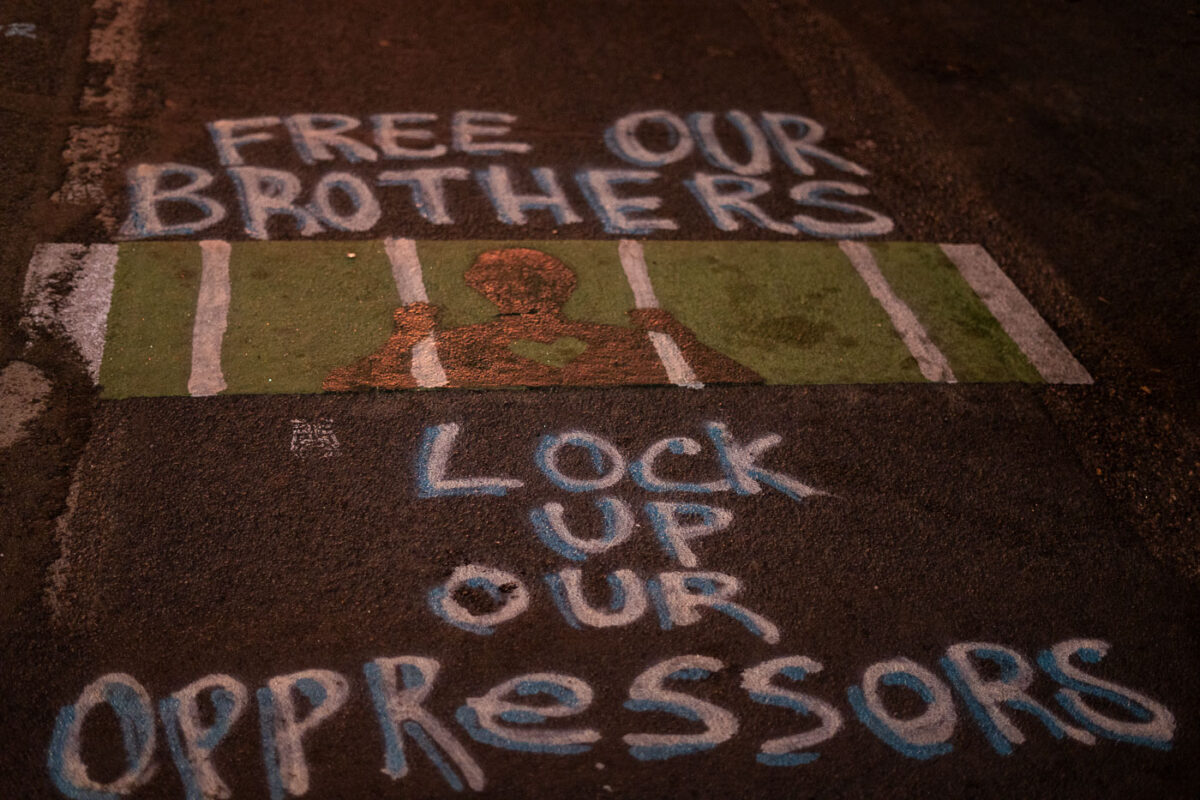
[1,2,1197,799]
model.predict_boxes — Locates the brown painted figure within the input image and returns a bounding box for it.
[324,248,762,390]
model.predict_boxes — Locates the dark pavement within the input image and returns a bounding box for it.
[1,2,1197,798]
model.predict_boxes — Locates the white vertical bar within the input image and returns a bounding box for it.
[618,239,703,389]
[618,238,660,308]
[383,237,447,388]
[839,240,957,383]
[410,337,447,388]
[188,240,231,397]
[940,244,1092,384]
[385,237,430,304]
[647,331,703,390]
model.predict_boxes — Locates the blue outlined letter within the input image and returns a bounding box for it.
[416,423,524,498]
[530,497,635,561]
[545,568,648,630]
[623,655,738,761]
[47,673,158,800]
[457,673,600,754]
[649,571,780,644]
[428,564,531,635]
[257,670,350,800]
[1038,639,1176,750]
[704,422,824,503]
[742,656,844,766]
[120,163,227,238]
[535,431,626,492]
[160,674,249,800]
[364,656,485,791]
[847,658,956,760]
[941,642,1094,755]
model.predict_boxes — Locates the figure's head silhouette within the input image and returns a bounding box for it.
[465,248,577,314]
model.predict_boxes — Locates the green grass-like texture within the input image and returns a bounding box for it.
[97,240,1043,395]
[101,241,202,398]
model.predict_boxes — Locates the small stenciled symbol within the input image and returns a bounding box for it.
[3,23,37,39]
[290,418,339,457]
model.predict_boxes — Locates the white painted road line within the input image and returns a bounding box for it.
[839,240,957,383]
[648,331,704,390]
[22,244,118,381]
[410,336,449,388]
[187,240,232,397]
[620,239,704,389]
[618,239,660,308]
[385,237,430,304]
[384,237,448,388]
[940,244,1092,384]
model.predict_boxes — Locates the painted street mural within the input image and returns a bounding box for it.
[21,108,1129,800]
[12,17,1188,789]
[21,106,1089,398]
[2,0,1196,797]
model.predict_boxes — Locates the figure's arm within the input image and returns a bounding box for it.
[628,307,763,384]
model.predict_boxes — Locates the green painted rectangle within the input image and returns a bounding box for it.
[645,241,926,383]
[100,241,202,398]
[93,239,1061,397]
[221,241,400,394]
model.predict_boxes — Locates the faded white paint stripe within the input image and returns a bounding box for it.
[385,237,430,303]
[55,0,148,231]
[22,244,118,382]
[187,240,232,397]
[619,239,702,388]
[81,0,148,115]
[648,331,704,389]
[839,240,957,383]
[383,237,447,388]
[618,239,660,308]
[411,336,448,388]
[940,244,1092,384]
